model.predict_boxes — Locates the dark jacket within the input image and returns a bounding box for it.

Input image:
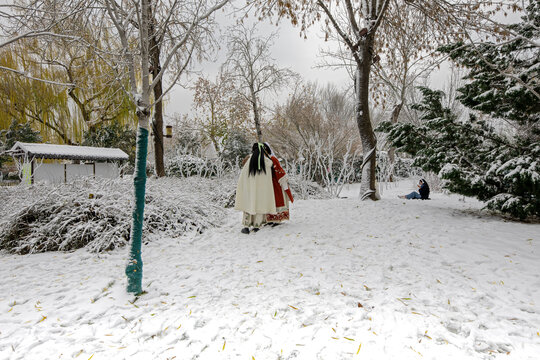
[419,181,430,200]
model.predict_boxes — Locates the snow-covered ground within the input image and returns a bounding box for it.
[1,181,539,360]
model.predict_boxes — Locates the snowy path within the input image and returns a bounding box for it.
[1,182,539,359]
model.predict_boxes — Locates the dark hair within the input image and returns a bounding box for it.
[419,178,430,199]
[248,143,267,176]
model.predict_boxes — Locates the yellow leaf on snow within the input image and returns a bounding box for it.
[38,315,47,323]
[223,340,226,351]
[357,343,362,354]
[410,346,422,356]
[344,337,355,341]
[288,305,298,310]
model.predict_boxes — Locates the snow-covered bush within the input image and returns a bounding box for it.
[0,176,236,254]
[282,137,360,198]
[287,173,333,200]
[393,157,422,179]
[220,129,251,164]
[166,154,233,178]
[0,172,330,254]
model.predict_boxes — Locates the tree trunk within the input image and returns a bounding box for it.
[388,102,403,181]
[356,37,378,201]
[250,86,263,142]
[150,17,165,177]
[126,122,148,294]
[126,0,151,295]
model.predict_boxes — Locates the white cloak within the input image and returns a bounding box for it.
[234,156,277,215]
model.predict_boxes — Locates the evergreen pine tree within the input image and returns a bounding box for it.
[377,1,539,219]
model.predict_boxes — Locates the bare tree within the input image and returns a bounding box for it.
[192,71,251,154]
[270,81,358,159]
[268,81,361,193]
[250,0,525,200]
[224,23,296,142]
[101,0,229,294]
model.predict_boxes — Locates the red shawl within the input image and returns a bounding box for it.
[269,155,294,206]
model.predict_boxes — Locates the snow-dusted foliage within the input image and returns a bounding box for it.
[378,4,539,219]
[0,171,330,254]
[286,173,333,200]
[220,130,251,164]
[379,87,539,219]
[393,157,422,179]
[282,138,359,198]
[0,176,236,254]
[165,154,233,178]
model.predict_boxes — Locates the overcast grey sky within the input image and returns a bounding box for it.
[163,4,524,123]
[164,8,351,121]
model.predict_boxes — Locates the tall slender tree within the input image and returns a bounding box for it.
[192,72,251,153]
[102,0,229,294]
[224,24,295,142]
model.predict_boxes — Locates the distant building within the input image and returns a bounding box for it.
[6,142,129,184]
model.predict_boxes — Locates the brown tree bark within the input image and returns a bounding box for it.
[356,35,378,200]
[150,16,165,177]
[387,102,403,181]
[250,85,263,142]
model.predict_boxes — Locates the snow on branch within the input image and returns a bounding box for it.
[0,177,233,254]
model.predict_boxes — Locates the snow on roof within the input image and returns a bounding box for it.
[10,142,129,161]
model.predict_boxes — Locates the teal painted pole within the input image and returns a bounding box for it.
[126,127,149,294]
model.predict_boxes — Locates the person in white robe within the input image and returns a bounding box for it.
[234,143,276,234]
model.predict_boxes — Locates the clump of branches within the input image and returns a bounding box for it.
[286,173,334,200]
[266,82,361,197]
[0,177,234,254]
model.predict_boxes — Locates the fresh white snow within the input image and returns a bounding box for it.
[1,181,539,360]
[9,142,129,161]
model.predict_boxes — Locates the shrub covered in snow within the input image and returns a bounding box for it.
[220,129,251,164]
[287,174,333,200]
[0,176,236,254]
[166,154,234,178]
[0,172,330,254]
